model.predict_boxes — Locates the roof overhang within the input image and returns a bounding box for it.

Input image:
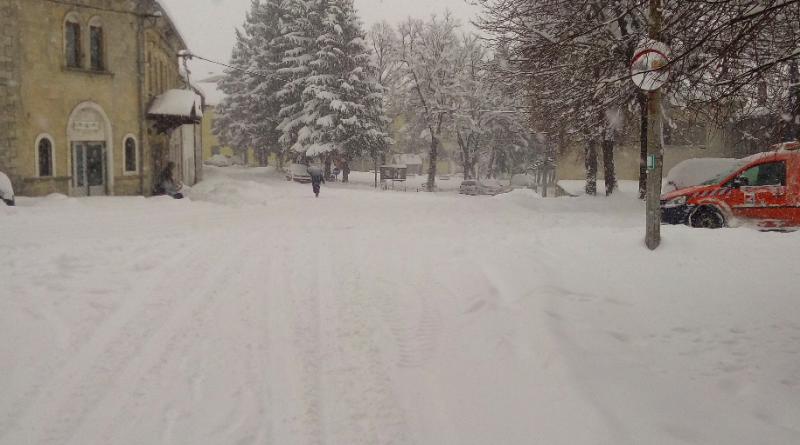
[147,89,202,132]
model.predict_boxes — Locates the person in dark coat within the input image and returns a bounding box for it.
[161,161,184,199]
[307,165,325,197]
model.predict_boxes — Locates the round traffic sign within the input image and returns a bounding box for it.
[630,48,669,91]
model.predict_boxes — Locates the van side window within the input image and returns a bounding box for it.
[739,161,786,187]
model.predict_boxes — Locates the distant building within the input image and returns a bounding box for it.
[196,75,272,166]
[0,0,201,197]
[555,115,735,183]
[392,154,423,175]
[195,76,229,161]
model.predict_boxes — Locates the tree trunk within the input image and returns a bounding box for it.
[323,156,332,181]
[342,157,351,183]
[585,138,598,196]
[426,118,443,190]
[457,132,474,180]
[638,91,648,200]
[426,136,438,190]
[790,62,799,141]
[487,148,496,179]
[541,167,548,197]
[602,137,616,196]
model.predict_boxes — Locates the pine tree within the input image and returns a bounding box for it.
[213,26,252,158]
[214,0,294,166]
[276,0,391,179]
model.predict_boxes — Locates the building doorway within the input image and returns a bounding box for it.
[67,101,115,197]
[71,142,106,196]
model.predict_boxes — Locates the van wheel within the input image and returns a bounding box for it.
[691,207,724,229]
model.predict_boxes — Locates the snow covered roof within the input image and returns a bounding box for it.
[199,75,224,83]
[148,89,203,119]
[393,154,423,165]
[154,1,188,51]
[195,82,226,108]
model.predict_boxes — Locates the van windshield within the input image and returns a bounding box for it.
[700,160,748,185]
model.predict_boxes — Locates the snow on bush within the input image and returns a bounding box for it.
[204,154,233,167]
[0,171,14,201]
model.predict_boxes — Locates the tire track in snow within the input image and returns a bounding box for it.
[315,238,413,445]
[366,267,446,370]
[77,231,268,445]
[0,231,252,445]
[266,233,325,445]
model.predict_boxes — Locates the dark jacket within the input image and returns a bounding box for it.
[307,166,325,184]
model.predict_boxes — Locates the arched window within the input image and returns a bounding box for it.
[89,17,104,71]
[124,135,138,173]
[64,13,82,68]
[35,134,54,177]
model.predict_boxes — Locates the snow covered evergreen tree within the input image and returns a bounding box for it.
[213,0,291,166]
[212,26,252,159]
[276,0,392,181]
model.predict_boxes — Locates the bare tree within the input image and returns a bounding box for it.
[397,14,464,190]
[475,0,800,197]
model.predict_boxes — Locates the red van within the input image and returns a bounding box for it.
[661,141,800,229]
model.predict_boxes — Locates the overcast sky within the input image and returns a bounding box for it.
[160,0,481,81]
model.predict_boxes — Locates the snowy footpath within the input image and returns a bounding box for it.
[1,166,799,445]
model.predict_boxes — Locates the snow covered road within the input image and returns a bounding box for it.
[2,166,799,445]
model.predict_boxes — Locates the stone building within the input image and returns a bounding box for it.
[0,0,201,197]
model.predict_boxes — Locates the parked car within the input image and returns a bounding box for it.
[285,163,312,183]
[510,173,535,190]
[0,171,14,206]
[481,178,505,195]
[460,179,505,196]
[661,141,800,229]
[459,179,485,195]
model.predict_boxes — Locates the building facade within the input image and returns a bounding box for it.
[555,117,736,183]
[0,0,200,198]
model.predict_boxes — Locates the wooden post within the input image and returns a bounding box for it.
[645,0,663,250]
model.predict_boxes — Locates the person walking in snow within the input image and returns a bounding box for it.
[307,165,325,197]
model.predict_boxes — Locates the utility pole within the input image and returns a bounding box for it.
[645,0,664,250]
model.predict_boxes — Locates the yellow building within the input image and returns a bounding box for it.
[555,118,735,183]
[0,0,200,197]
[196,76,266,166]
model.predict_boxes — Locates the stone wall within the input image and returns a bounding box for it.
[0,0,19,180]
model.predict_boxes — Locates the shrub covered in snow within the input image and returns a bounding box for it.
[0,171,14,205]
[204,154,234,167]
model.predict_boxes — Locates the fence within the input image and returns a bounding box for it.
[329,178,452,193]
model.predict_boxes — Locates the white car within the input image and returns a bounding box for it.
[285,164,312,183]
[459,179,488,195]
[481,178,505,195]
[510,173,535,190]
[0,171,14,206]
[459,179,505,196]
